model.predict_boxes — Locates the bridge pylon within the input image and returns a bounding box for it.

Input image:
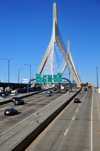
[37,2,81,87]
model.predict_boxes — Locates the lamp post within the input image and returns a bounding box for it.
[18,68,23,83]
[0,58,17,88]
[97,66,98,93]
[2,72,5,82]
[24,64,37,81]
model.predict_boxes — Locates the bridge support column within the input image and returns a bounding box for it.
[3,87,5,92]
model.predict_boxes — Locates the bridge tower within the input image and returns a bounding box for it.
[37,2,82,87]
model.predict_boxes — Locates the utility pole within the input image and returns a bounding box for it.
[97,66,98,93]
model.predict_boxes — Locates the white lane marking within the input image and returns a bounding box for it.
[64,129,68,136]
[72,116,75,120]
[91,87,94,151]
[76,109,78,112]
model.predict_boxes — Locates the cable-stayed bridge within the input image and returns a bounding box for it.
[37,2,82,87]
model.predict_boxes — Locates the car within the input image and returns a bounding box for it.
[14,98,24,105]
[4,108,17,115]
[74,98,80,103]
[50,90,52,93]
[10,90,18,96]
[56,88,60,92]
[84,88,87,91]
[65,88,69,91]
[12,97,20,102]
[53,87,57,91]
[46,92,51,96]
[0,96,7,99]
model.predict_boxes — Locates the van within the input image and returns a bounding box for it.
[10,90,18,96]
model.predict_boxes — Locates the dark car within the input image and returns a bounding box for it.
[53,87,57,91]
[14,98,24,105]
[74,98,80,103]
[56,88,60,92]
[4,108,17,115]
[50,90,52,93]
[65,88,69,91]
[12,97,20,102]
[84,88,87,91]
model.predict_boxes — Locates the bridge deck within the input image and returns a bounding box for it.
[0,87,81,151]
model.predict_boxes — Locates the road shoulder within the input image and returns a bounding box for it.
[93,88,100,151]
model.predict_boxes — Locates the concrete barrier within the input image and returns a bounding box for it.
[11,87,82,151]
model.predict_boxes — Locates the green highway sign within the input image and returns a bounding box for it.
[36,73,62,83]
[36,74,52,83]
[53,73,62,83]
[36,74,41,77]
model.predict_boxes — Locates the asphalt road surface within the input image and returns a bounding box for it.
[25,88,93,151]
[0,89,67,135]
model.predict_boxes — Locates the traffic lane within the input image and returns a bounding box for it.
[62,88,92,151]
[0,89,66,116]
[0,90,50,109]
[0,90,67,134]
[26,89,91,151]
[0,89,65,110]
[0,89,67,119]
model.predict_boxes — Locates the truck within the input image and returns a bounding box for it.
[10,90,18,96]
[88,83,92,88]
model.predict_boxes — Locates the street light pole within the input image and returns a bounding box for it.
[2,72,5,82]
[97,66,98,93]
[18,68,23,83]
[30,65,31,81]
[24,64,37,81]
[0,58,17,88]
[8,59,9,84]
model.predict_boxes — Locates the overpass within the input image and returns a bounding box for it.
[0,82,31,91]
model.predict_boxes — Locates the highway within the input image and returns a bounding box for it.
[25,88,93,151]
[0,89,67,134]
[0,86,81,151]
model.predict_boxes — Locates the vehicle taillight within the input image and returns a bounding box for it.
[4,111,6,113]
[9,111,12,113]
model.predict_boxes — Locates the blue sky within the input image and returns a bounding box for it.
[0,0,100,87]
